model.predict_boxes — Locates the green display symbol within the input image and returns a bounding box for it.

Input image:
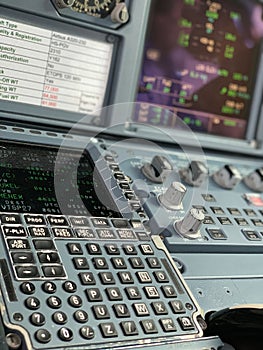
[220,87,228,95]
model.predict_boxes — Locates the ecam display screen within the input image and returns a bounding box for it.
[136,0,263,139]
[0,142,119,217]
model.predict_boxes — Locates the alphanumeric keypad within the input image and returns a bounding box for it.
[0,213,202,350]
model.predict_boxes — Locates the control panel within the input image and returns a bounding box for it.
[0,135,210,350]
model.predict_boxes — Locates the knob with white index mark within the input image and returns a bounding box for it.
[141,155,173,183]
[213,164,241,189]
[180,160,209,187]
[158,182,186,210]
[175,208,204,239]
[244,167,263,192]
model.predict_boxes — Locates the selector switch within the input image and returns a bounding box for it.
[180,160,209,187]
[243,167,263,192]
[158,182,186,210]
[175,208,205,239]
[213,165,242,189]
[141,155,173,183]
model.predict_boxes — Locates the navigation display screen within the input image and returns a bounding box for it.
[136,0,263,139]
[0,142,119,217]
[0,17,113,115]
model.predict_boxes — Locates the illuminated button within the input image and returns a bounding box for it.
[28,227,50,237]
[12,252,34,264]
[251,219,263,227]
[234,218,248,226]
[7,239,30,250]
[91,218,110,228]
[69,216,89,227]
[242,229,261,241]
[203,216,215,225]
[111,219,130,228]
[42,266,66,278]
[16,266,40,279]
[206,228,227,240]
[33,240,55,250]
[243,209,257,217]
[243,193,263,207]
[24,215,45,225]
[96,229,116,239]
[0,214,21,224]
[217,217,232,225]
[47,215,68,226]
[117,229,137,240]
[75,228,95,238]
[228,208,241,216]
[38,252,60,264]
[3,226,27,237]
[52,227,74,238]
[211,207,225,215]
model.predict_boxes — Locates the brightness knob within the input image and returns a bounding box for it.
[55,0,75,8]
[213,165,242,189]
[180,160,209,187]
[158,182,186,210]
[141,155,173,183]
[244,168,263,192]
[175,208,204,239]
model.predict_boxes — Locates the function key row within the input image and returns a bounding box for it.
[0,213,145,231]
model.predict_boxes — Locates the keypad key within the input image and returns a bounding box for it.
[139,244,154,255]
[68,295,82,308]
[52,227,74,238]
[153,271,169,283]
[104,244,120,255]
[80,326,95,340]
[67,243,83,255]
[38,252,60,264]
[85,288,103,302]
[75,228,95,239]
[12,252,34,264]
[8,239,30,250]
[63,281,77,293]
[79,272,96,285]
[129,257,144,268]
[35,329,51,343]
[113,304,130,318]
[91,218,110,228]
[178,317,195,331]
[42,282,57,294]
[47,296,62,309]
[140,319,158,334]
[52,311,68,325]
[169,300,185,314]
[20,282,35,295]
[69,216,89,226]
[133,303,150,316]
[120,321,138,336]
[24,215,45,225]
[160,318,177,332]
[125,287,141,300]
[118,271,134,284]
[122,244,137,255]
[86,243,102,255]
[74,310,88,323]
[99,323,118,338]
[58,327,73,341]
[73,257,89,269]
[136,271,152,283]
[42,266,66,278]
[151,301,168,315]
[143,286,159,299]
[0,213,21,224]
[3,226,27,237]
[25,297,40,310]
[99,272,115,285]
[47,215,68,226]
[111,257,127,269]
[146,257,161,268]
[30,312,45,326]
[97,229,116,239]
[28,227,50,237]
[161,285,177,298]
[92,305,110,319]
[33,239,55,250]
[92,257,108,269]
[16,266,40,279]
[105,287,123,301]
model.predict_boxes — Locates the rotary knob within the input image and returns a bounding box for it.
[180,160,209,187]
[175,208,204,239]
[244,167,263,192]
[213,165,242,189]
[141,155,173,183]
[158,182,186,210]
[55,0,75,8]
